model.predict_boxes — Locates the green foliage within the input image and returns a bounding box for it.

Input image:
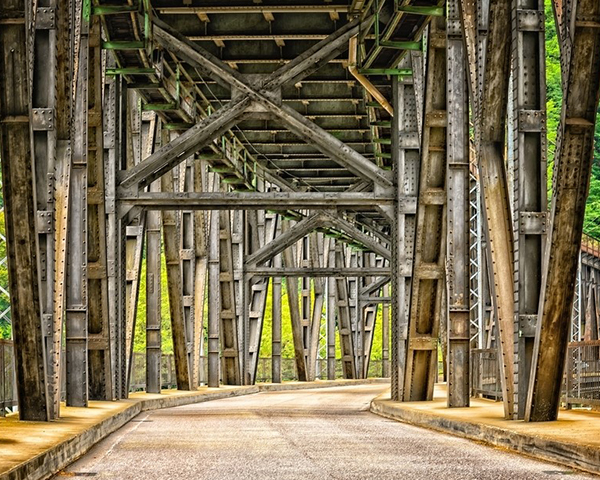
[133,247,174,354]
[545,0,600,237]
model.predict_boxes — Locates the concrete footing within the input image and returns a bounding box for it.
[370,385,600,476]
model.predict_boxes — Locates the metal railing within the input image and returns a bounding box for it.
[564,340,600,407]
[0,340,16,416]
[470,348,502,400]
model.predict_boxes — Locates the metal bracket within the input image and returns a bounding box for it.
[31,108,54,131]
[36,7,56,29]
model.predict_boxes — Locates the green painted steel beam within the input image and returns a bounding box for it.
[142,102,178,111]
[106,67,155,76]
[358,68,412,76]
[92,5,139,15]
[370,121,392,127]
[397,5,445,16]
[378,40,422,50]
[375,152,392,158]
[102,41,145,50]
[163,122,194,131]
[373,138,391,144]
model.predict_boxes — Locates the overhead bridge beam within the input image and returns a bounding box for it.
[135,16,393,191]
[245,267,391,277]
[118,192,397,210]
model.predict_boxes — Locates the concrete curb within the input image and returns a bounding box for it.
[2,379,385,480]
[370,394,600,476]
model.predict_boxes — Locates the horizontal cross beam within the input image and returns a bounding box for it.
[245,267,391,277]
[118,191,395,210]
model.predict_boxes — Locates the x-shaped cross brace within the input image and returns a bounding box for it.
[118,15,393,194]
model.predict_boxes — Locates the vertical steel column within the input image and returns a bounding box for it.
[231,209,245,382]
[446,0,471,407]
[300,235,312,378]
[390,58,420,401]
[104,71,125,399]
[348,249,361,376]
[219,209,241,385]
[65,3,89,407]
[526,0,600,422]
[511,0,547,419]
[403,17,448,402]
[0,0,49,421]
[31,0,59,417]
[334,244,357,378]
[308,233,326,379]
[281,221,308,381]
[272,237,283,384]
[52,0,74,406]
[327,244,337,380]
[180,159,197,387]
[208,205,221,388]
[247,211,277,384]
[86,16,112,401]
[124,91,145,393]
[161,139,191,390]
[361,254,381,378]
[146,180,162,393]
[193,157,208,385]
[146,118,162,394]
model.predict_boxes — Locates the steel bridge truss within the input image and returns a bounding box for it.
[0,0,599,425]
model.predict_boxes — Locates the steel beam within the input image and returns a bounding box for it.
[334,245,357,378]
[146,176,162,393]
[32,0,60,418]
[390,63,421,401]
[119,192,395,210]
[208,203,221,387]
[511,0,547,419]
[526,0,600,422]
[247,212,278,384]
[272,229,283,384]
[446,0,471,408]
[193,158,208,386]
[65,4,89,407]
[281,221,308,381]
[219,209,242,385]
[151,19,392,189]
[476,0,516,419]
[403,19,448,402]
[180,159,198,387]
[162,164,191,390]
[0,0,49,421]
[327,246,337,380]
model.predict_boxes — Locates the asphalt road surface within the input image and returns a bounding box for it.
[53,384,596,479]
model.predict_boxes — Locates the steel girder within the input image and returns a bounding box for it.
[118,16,392,192]
[161,155,192,390]
[87,17,113,403]
[281,220,308,381]
[390,59,421,402]
[526,0,600,422]
[403,17,448,402]
[31,0,61,418]
[334,245,358,379]
[271,221,284,384]
[510,0,547,419]
[146,171,162,394]
[65,0,90,408]
[0,0,49,421]
[446,0,471,408]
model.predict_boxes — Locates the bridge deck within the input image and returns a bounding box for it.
[2,384,592,480]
